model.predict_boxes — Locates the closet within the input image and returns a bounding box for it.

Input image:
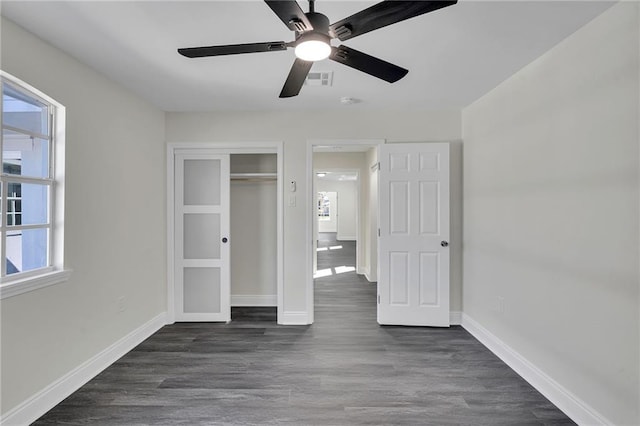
[169,144,282,324]
[230,154,277,312]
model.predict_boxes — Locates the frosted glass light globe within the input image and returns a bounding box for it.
[295,40,331,61]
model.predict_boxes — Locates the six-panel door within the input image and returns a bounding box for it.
[378,143,450,326]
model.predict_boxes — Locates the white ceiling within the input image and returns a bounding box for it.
[1,1,614,112]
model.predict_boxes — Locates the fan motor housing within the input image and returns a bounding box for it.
[295,12,331,48]
[304,12,330,37]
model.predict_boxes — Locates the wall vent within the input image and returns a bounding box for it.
[305,71,333,87]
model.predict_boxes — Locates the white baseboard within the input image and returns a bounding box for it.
[231,294,277,307]
[0,312,168,426]
[363,270,377,283]
[461,313,611,426]
[279,311,310,325]
[449,311,462,325]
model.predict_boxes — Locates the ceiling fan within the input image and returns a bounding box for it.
[178,0,457,98]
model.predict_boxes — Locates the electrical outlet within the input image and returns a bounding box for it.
[117,296,126,313]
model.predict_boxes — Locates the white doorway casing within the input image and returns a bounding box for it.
[167,142,284,324]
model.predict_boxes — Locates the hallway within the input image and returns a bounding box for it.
[33,234,572,425]
[315,232,376,328]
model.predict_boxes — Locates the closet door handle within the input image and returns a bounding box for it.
[222,237,228,243]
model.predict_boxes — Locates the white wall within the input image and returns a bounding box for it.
[230,181,277,303]
[0,18,166,416]
[229,154,277,304]
[462,3,639,424]
[166,110,462,317]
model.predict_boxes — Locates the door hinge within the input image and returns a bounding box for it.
[377,294,380,304]
[378,228,380,237]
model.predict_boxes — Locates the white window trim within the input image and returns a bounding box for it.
[0,71,70,299]
[0,269,71,299]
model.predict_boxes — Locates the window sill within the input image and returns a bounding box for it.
[0,269,72,300]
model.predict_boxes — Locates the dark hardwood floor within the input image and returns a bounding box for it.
[33,232,573,425]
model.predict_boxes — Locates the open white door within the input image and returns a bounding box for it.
[175,154,230,322]
[378,143,450,326]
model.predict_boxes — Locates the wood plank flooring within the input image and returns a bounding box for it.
[33,233,573,425]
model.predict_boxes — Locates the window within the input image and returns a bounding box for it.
[317,191,332,221]
[0,71,68,298]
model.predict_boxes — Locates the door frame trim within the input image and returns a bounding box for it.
[305,139,384,324]
[167,142,284,324]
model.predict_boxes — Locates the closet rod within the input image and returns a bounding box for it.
[230,172,277,181]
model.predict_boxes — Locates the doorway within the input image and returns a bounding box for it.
[306,140,452,327]
[314,171,359,275]
[306,140,382,324]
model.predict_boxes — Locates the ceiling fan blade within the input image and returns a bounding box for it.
[264,0,313,32]
[330,45,408,83]
[279,58,313,98]
[329,0,457,41]
[178,42,288,58]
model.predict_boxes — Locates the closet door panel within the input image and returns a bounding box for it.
[175,153,230,322]
[183,213,221,259]
[183,267,221,314]
[184,159,221,206]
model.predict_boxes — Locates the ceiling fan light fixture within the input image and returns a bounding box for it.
[294,33,331,61]
[178,0,458,97]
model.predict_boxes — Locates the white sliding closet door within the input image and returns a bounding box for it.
[175,154,230,322]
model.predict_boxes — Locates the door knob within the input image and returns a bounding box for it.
[441,241,449,247]
[222,237,228,243]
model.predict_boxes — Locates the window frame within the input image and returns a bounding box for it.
[0,71,70,299]
[317,191,333,222]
